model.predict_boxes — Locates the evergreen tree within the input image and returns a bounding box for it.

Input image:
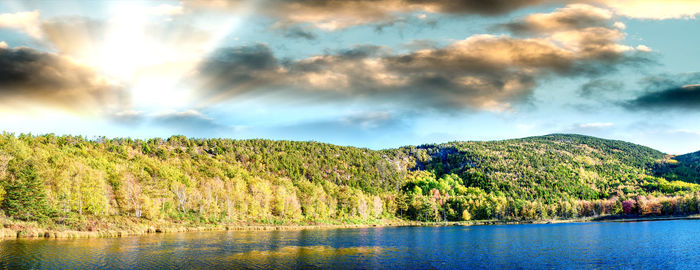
[2,160,50,221]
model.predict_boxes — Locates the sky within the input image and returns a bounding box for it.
[0,0,698,154]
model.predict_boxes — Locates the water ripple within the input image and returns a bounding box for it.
[1,221,700,269]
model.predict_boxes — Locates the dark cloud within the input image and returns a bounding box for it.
[625,85,700,111]
[331,45,388,59]
[283,26,317,40]
[197,44,283,102]
[373,18,408,32]
[622,72,700,111]
[0,45,126,112]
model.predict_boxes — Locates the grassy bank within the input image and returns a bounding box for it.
[0,216,417,239]
[4,214,700,240]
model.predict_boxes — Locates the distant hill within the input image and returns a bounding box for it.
[654,150,700,184]
[395,134,667,203]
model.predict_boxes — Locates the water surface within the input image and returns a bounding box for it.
[1,220,698,269]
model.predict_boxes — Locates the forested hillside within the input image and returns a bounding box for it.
[1,133,699,231]
[403,134,666,202]
[654,151,700,184]
[394,134,700,221]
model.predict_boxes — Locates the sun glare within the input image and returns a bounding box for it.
[98,2,151,79]
[80,1,252,110]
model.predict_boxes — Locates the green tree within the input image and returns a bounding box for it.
[2,160,51,221]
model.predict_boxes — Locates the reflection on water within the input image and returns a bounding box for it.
[1,220,700,269]
[224,246,400,269]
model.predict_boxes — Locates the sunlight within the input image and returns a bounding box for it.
[87,1,253,110]
[98,2,151,79]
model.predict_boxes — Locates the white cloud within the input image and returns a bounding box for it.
[613,21,626,29]
[0,11,42,38]
[635,45,652,52]
[595,0,700,20]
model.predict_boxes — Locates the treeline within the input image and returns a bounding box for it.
[394,171,700,221]
[0,133,400,226]
[0,132,698,228]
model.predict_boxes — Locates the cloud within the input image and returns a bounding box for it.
[625,84,700,111]
[182,0,699,32]
[150,110,224,131]
[0,11,42,38]
[592,0,700,20]
[283,26,317,40]
[196,44,284,103]
[0,45,126,113]
[109,109,227,134]
[501,4,613,34]
[499,4,651,63]
[183,0,570,30]
[623,73,700,111]
[194,5,649,112]
[579,79,624,97]
[639,72,700,92]
[40,17,106,58]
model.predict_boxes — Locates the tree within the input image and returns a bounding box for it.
[461,209,472,221]
[2,160,51,221]
[123,172,142,218]
[172,181,188,213]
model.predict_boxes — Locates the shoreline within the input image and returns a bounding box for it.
[2,215,699,240]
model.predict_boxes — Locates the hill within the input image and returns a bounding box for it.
[0,133,698,233]
[400,134,666,202]
[654,151,700,184]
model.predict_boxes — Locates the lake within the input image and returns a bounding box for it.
[1,220,698,269]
